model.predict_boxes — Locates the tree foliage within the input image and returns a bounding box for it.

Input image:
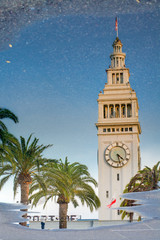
[120,162,160,221]
[0,134,53,202]
[29,157,100,228]
[0,108,18,144]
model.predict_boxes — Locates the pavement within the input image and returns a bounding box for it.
[0,190,160,240]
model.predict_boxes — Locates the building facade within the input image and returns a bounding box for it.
[96,37,141,220]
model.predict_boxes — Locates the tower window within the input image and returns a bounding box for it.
[112,73,115,84]
[120,73,123,83]
[117,174,120,181]
[115,104,120,118]
[117,59,119,66]
[127,104,132,117]
[109,105,114,118]
[103,128,106,132]
[106,191,109,198]
[129,127,133,131]
[112,128,115,132]
[104,105,108,118]
[121,104,126,117]
[107,128,111,132]
[121,128,124,132]
[117,210,120,215]
[116,73,119,83]
[125,128,128,132]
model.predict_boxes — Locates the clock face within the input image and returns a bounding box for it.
[104,142,130,168]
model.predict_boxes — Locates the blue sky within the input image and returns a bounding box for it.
[0,0,160,218]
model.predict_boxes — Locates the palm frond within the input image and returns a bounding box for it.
[0,121,8,131]
[29,157,100,214]
[0,174,12,190]
[0,108,18,123]
[13,175,19,198]
[29,190,46,207]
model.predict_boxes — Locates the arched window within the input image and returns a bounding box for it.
[104,105,108,118]
[116,58,119,67]
[127,104,132,117]
[112,73,115,84]
[115,104,120,118]
[120,73,123,83]
[109,104,114,118]
[116,73,119,83]
[121,104,126,118]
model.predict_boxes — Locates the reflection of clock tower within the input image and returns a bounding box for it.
[96,37,141,220]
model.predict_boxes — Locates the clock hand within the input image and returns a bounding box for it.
[117,154,124,160]
[117,154,124,162]
[116,154,121,163]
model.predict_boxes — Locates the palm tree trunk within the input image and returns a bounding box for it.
[59,203,68,229]
[21,182,30,204]
[20,182,30,227]
[129,212,134,222]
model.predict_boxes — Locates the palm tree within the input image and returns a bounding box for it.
[120,161,160,221]
[0,134,53,205]
[0,108,18,143]
[120,175,140,222]
[139,161,160,191]
[29,157,101,229]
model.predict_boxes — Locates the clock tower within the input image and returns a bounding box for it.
[96,37,141,220]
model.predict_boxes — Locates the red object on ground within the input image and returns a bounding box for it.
[107,199,116,208]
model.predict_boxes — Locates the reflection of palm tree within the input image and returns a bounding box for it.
[0,134,53,205]
[30,157,100,229]
[120,162,160,222]
[139,162,160,191]
[0,108,18,143]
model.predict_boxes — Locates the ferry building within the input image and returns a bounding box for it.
[96,37,141,220]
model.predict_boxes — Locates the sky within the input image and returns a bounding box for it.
[0,0,160,219]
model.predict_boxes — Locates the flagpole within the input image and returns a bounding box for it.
[115,17,118,38]
[117,18,118,37]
